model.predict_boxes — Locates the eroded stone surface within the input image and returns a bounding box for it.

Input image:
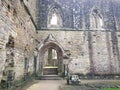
[0,0,36,81]
[0,0,120,85]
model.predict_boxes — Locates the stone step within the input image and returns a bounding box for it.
[40,75,63,80]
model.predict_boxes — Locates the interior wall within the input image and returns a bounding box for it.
[37,30,120,75]
[0,0,36,81]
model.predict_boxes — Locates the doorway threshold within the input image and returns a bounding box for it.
[43,75,58,76]
[40,75,63,80]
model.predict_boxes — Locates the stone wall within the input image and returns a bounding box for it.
[0,0,36,81]
[37,0,120,31]
[23,0,37,25]
[37,30,120,75]
[0,0,120,83]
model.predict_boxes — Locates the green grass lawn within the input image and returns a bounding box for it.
[101,88,120,90]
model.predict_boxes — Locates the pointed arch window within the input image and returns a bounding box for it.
[47,7,63,28]
[50,13,58,25]
[90,8,104,29]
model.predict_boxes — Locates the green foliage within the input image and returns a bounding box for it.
[101,88,120,90]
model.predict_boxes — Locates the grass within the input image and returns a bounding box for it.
[101,88,120,90]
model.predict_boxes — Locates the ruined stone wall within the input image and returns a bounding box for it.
[23,0,37,25]
[0,0,36,81]
[37,30,120,75]
[37,0,120,30]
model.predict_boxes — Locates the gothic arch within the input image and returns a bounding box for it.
[39,42,64,56]
[38,39,64,76]
[47,3,63,28]
[90,7,104,29]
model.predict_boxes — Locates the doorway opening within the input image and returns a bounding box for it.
[43,48,58,75]
[39,42,63,76]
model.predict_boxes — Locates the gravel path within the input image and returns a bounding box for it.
[22,80,65,90]
[21,80,120,90]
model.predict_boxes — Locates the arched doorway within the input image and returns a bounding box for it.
[38,42,64,76]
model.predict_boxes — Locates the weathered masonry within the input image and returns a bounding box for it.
[0,0,120,88]
[36,0,120,76]
[0,0,37,86]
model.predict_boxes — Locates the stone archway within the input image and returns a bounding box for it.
[39,42,64,76]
